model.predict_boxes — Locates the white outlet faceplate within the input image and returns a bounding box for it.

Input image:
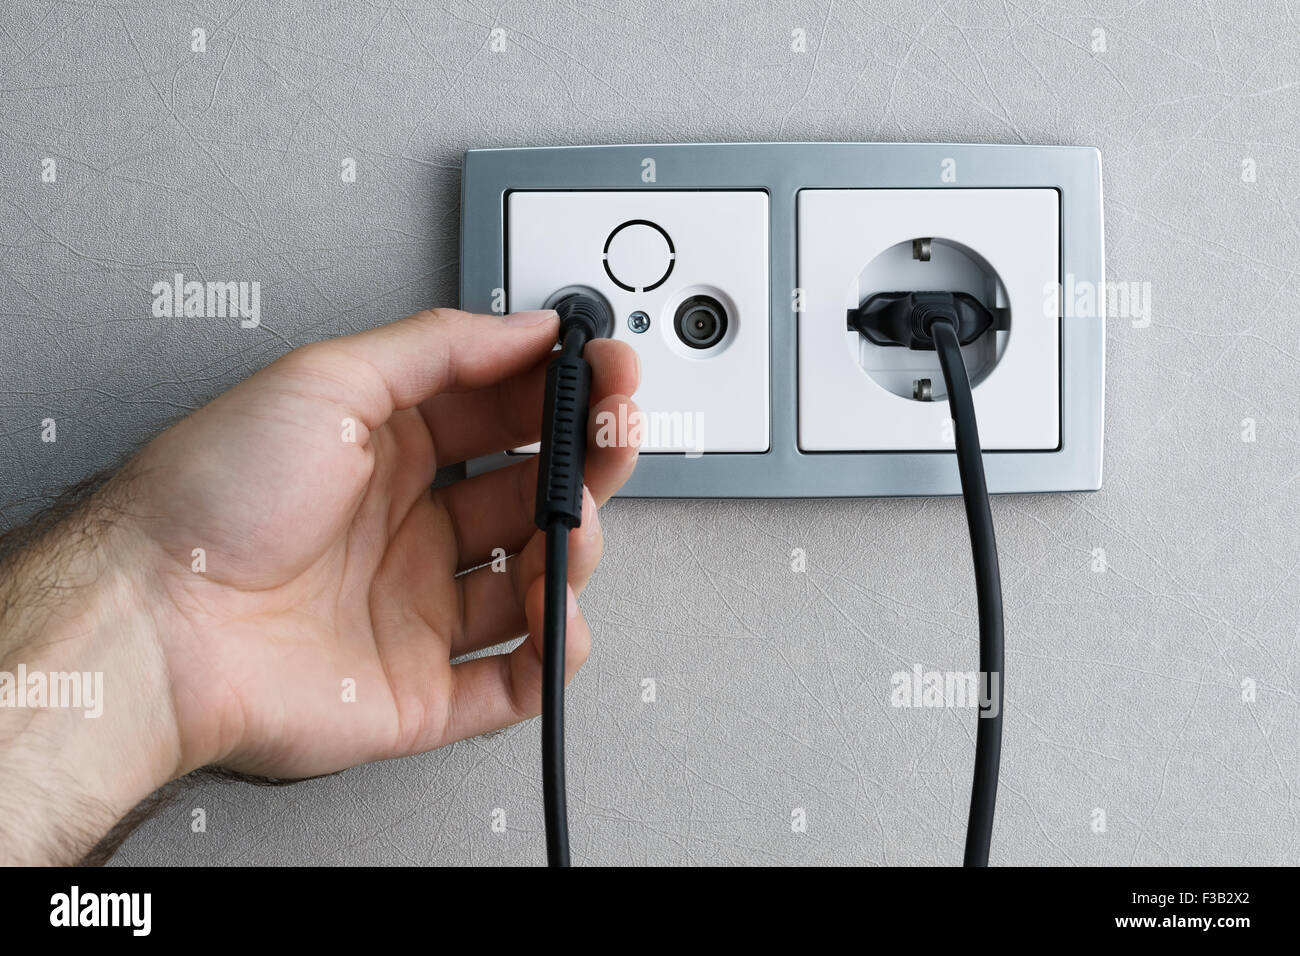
[798,189,1060,451]
[508,190,770,453]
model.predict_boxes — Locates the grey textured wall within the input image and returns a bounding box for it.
[2,1,1296,865]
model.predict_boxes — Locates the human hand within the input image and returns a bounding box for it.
[0,308,640,863]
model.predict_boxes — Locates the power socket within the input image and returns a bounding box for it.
[461,143,1104,496]
[798,188,1060,451]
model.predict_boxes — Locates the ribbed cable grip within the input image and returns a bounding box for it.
[534,344,592,530]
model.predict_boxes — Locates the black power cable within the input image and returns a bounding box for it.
[533,293,613,868]
[541,523,570,865]
[929,318,1005,868]
[850,290,1005,866]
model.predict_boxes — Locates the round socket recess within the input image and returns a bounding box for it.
[603,220,675,292]
[852,237,1009,401]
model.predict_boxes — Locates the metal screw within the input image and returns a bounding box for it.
[912,237,932,261]
[628,311,650,333]
[913,378,933,401]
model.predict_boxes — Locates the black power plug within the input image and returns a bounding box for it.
[847,290,1006,350]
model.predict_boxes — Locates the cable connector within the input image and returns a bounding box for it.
[534,348,590,530]
[553,291,614,342]
[533,292,613,531]
[847,291,1004,350]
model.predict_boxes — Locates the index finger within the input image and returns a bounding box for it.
[294,308,560,430]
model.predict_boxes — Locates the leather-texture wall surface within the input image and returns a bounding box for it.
[1,1,1295,865]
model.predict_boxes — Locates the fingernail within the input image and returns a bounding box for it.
[583,487,600,538]
[503,309,557,327]
[566,584,578,620]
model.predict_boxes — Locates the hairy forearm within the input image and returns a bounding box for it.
[0,472,182,865]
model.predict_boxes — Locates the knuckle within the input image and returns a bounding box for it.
[570,631,591,667]
[586,527,605,565]
[412,307,462,327]
[507,657,540,721]
[281,338,330,369]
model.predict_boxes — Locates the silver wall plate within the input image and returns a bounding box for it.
[460,143,1104,497]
